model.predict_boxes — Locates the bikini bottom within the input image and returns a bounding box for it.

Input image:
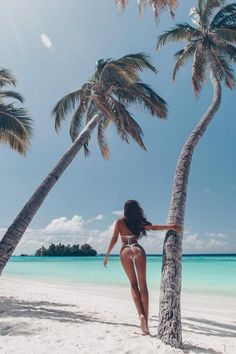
[120,243,145,260]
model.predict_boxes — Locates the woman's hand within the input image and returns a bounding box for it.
[170,224,183,232]
[103,254,109,268]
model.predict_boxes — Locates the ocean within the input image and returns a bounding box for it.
[3,255,236,297]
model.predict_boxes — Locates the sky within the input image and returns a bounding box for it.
[0,0,235,255]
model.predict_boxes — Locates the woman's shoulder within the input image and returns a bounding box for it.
[116,217,125,225]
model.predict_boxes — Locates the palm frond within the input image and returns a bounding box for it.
[52,87,90,132]
[192,44,207,96]
[114,82,167,118]
[131,82,167,118]
[214,26,236,43]
[69,102,86,141]
[140,0,178,19]
[210,48,235,88]
[98,53,157,92]
[116,0,178,18]
[211,35,236,61]
[0,129,28,154]
[0,104,32,154]
[218,43,236,61]
[116,0,128,11]
[211,3,236,28]
[107,96,146,149]
[157,23,201,50]
[0,69,16,87]
[173,42,198,80]
[0,91,24,103]
[117,53,158,74]
[198,0,225,27]
[97,119,110,159]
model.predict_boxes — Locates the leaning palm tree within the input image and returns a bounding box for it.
[116,0,178,19]
[0,53,167,274]
[156,1,236,348]
[0,68,32,154]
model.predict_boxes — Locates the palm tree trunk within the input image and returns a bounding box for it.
[0,113,101,275]
[158,54,222,348]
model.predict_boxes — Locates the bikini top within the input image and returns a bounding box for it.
[122,235,137,239]
[121,235,138,243]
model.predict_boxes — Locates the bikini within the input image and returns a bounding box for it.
[120,235,144,259]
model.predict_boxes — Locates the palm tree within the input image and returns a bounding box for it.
[0,68,32,154]
[156,1,236,348]
[116,0,178,19]
[0,53,167,274]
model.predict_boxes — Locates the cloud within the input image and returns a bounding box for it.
[45,215,85,234]
[112,210,123,216]
[0,216,235,256]
[93,214,105,221]
[183,231,229,253]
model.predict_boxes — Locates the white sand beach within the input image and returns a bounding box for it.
[0,277,236,354]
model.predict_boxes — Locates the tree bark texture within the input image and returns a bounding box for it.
[158,54,222,348]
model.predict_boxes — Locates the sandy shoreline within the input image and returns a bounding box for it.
[1,277,236,354]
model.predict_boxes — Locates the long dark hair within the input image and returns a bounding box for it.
[123,200,151,238]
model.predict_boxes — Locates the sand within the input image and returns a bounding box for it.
[0,277,236,354]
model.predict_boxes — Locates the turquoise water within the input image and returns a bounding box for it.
[3,255,236,297]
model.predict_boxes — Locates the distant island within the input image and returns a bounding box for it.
[35,243,97,257]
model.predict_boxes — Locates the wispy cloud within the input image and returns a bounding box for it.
[93,214,105,220]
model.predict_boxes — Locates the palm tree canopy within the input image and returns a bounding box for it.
[0,69,32,154]
[116,0,178,19]
[52,53,167,160]
[157,0,236,95]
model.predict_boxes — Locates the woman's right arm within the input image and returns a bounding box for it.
[103,220,120,267]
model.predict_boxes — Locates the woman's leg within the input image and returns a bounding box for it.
[120,247,144,317]
[133,245,149,329]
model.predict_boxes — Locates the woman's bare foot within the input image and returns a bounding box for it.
[139,314,150,335]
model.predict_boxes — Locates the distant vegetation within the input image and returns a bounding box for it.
[35,243,97,257]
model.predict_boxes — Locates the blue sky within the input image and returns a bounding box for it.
[0,0,235,254]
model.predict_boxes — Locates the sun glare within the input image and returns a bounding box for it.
[40,33,52,48]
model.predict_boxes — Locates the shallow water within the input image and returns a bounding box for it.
[3,255,236,297]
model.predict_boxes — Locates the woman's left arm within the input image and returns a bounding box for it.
[145,224,182,232]
[103,220,120,267]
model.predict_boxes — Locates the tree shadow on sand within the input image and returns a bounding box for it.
[0,296,139,336]
[150,314,234,354]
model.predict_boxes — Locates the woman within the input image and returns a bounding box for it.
[103,200,182,335]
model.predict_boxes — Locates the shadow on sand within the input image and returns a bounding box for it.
[0,295,139,335]
[150,314,235,354]
[1,296,234,353]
